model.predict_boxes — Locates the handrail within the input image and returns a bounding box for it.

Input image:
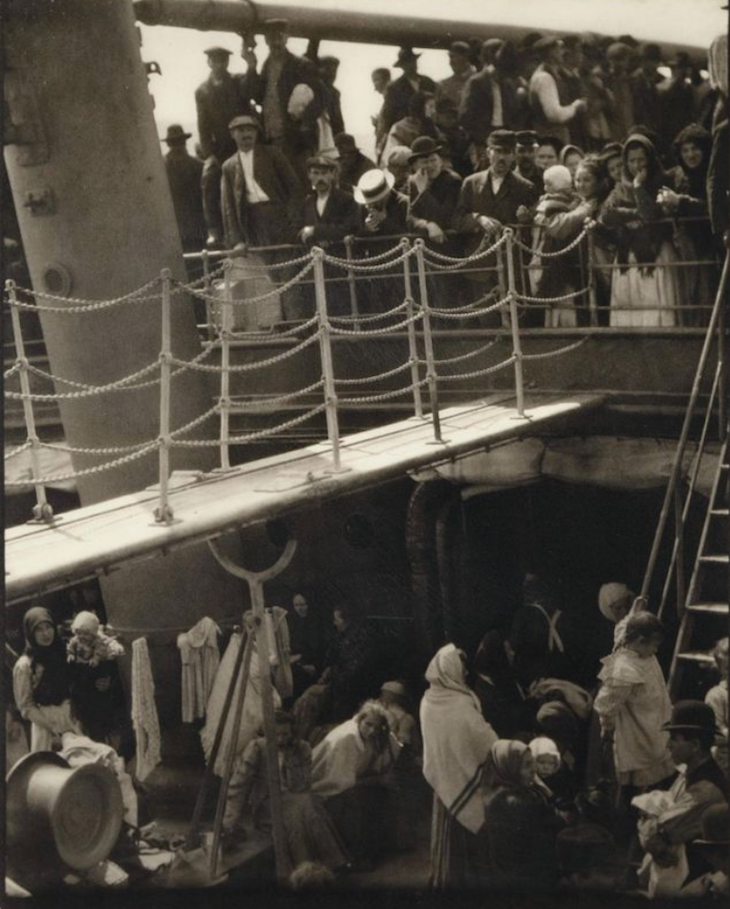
[639,249,729,606]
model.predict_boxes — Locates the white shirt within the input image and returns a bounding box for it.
[490,173,505,195]
[316,191,330,217]
[238,150,270,204]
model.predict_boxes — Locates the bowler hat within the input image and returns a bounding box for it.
[695,804,730,845]
[516,130,539,147]
[204,46,231,58]
[334,132,359,152]
[354,168,395,205]
[662,700,718,733]
[408,135,442,164]
[7,751,124,875]
[394,47,420,68]
[163,124,192,144]
[307,154,337,170]
[229,114,260,131]
[262,18,288,34]
[487,129,516,150]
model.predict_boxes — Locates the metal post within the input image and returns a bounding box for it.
[586,223,598,327]
[344,234,360,330]
[219,260,232,470]
[718,265,727,440]
[504,230,525,417]
[202,249,215,341]
[154,268,174,523]
[674,482,686,615]
[414,240,442,442]
[7,280,54,523]
[401,238,423,419]
[312,247,342,471]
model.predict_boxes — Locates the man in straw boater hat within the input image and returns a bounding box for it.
[195,46,255,247]
[637,701,729,894]
[454,129,538,323]
[379,47,436,137]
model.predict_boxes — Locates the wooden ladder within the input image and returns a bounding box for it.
[668,430,729,699]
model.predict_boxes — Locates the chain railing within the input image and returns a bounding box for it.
[11,222,671,526]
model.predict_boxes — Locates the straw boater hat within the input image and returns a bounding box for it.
[6,751,124,881]
[354,169,395,205]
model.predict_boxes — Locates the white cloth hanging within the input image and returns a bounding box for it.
[177,617,221,723]
[131,638,161,782]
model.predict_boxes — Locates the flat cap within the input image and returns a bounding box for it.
[205,46,231,57]
[228,114,260,130]
[262,18,288,33]
[515,130,539,147]
[486,129,516,149]
[306,154,337,170]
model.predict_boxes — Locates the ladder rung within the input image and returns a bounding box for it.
[699,554,729,564]
[686,602,729,615]
[711,508,729,517]
[677,651,715,664]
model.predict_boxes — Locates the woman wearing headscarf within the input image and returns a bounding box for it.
[420,643,498,888]
[12,606,79,752]
[472,630,530,738]
[483,739,564,891]
[600,132,679,327]
[660,123,718,326]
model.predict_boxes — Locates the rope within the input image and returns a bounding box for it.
[5,361,162,400]
[431,337,503,366]
[169,403,327,448]
[329,311,423,337]
[428,289,505,316]
[168,330,320,374]
[510,228,589,258]
[335,360,415,386]
[420,234,507,270]
[338,378,429,405]
[521,337,590,360]
[517,287,589,305]
[3,441,159,486]
[3,362,22,380]
[329,300,410,324]
[437,356,517,381]
[225,380,325,409]
[4,441,32,461]
[178,259,315,306]
[322,246,415,273]
[9,276,163,313]
[324,242,410,268]
[40,439,154,456]
[229,314,319,339]
[169,403,222,439]
[428,296,510,321]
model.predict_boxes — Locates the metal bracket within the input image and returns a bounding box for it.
[22,187,55,216]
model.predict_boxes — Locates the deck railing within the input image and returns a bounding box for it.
[3,218,725,527]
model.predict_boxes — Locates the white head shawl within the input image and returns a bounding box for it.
[598,582,633,623]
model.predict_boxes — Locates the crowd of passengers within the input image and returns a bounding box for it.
[161,20,728,328]
[8,579,729,896]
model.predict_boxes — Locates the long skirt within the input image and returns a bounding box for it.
[280,791,349,871]
[325,784,395,863]
[609,243,678,328]
[430,793,486,889]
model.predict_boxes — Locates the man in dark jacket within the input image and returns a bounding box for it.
[334,133,376,195]
[380,47,436,136]
[514,130,543,188]
[630,43,664,141]
[459,40,496,156]
[162,124,206,253]
[195,46,254,246]
[297,155,362,316]
[246,19,323,185]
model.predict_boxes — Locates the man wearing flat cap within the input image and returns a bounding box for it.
[379,48,436,138]
[528,37,587,145]
[195,46,256,247]
[435,41,477,112]
[243,18,323,184]
[454,130,538,319]
[295,156,361,316]
[639,701,729,891]
[161,125,206,283]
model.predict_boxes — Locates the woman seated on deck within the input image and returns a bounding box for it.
[310,700,401,871]
[221,709,350,873]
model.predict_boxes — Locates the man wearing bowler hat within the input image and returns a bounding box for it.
[195,46,255,247]
[380,47,436,137]
[641,701,729,888]
[244,19,323,184]
[296,155,361,316]
[334,133,376,195]
[161,125,206,260]
[406,136,462,251]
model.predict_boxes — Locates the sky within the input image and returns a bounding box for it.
[140,0,727,159]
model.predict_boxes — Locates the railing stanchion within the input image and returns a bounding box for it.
[154,268,174,524]
[7,280,54,523]
[219,260,232,470]
[313,247,342,471]
[202,249,215,341]
[587,223,598,327]
[504,229,525,417]
[673,482,686,616]
[415,240,442,442]
[344,234,360,331]
[401,238,423,419]
[718,267,726,440]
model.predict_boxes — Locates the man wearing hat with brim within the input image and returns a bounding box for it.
[406,135,461,252]
[435,41,477,112]
[685,804,729,899]
[454,129,538,318]
[379,47,436,137]
[195,46,256,247]
[334,132,375,195]
[244,18,323,185]
[630,43,664,138]
[515,130,542,187]
[295,154,361,316]
[528,36,587,146]
[161,125,206,263]
[641,701,729,886]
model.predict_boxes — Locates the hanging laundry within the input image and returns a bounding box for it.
[176,617,221,723]
[131,638,161,782]
[243,606,293,700]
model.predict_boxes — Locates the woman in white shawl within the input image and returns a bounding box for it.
[420,643,498,888]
